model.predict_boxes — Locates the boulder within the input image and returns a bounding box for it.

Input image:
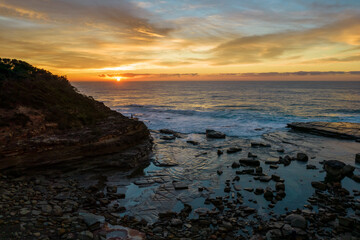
[239,158,260,167]
[285,214,307,229]
[323,160,346,180]
[206,129,226,139]
[296,153,308,162]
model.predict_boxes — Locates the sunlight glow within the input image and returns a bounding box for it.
[115,77,122,82]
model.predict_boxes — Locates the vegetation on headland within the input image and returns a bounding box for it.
[0,58,113,129]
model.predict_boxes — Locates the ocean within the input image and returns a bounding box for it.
[73,81,360,138]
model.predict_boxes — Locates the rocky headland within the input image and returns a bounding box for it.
[0,59,152,172]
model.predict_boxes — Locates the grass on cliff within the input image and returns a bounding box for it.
[0,58,114,129]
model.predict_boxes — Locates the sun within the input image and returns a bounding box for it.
[115,77,122,82]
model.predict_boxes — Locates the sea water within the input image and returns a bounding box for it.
[73,81,360,137]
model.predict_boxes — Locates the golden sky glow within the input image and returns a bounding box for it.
[0,0,360,81]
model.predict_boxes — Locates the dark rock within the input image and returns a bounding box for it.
[159,129,177,135]
[217,170,223,175]
[206,129,226,139]
[323,160,346,180]
[217,150,223,155]
[173,181,188,190]
[356,153,360,164]
[311,181,327,190]
[254,188,264,195]
[248,152,257,158]
[251,142,271,148]
[231,162,240,168]
[264,190,273,201]
[255,167,262,174]
[277,149,285,153]
[275,182,285,191]
[239,158,260,167]
[79,212,105,227]
[160,135,176,140]
[260,176,271,182]
[306,164,317,169]
[284,214,307,229]
[244,188,254,192]
[186,140,199,145]
[269,165,278,169]
[271,174,281,182]
[227,147,242,154]
[234,185,241,191]
[296,153,308,162]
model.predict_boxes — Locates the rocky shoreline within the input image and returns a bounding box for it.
[1,125,359,240]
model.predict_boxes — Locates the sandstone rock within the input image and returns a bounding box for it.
[287,122,360,140]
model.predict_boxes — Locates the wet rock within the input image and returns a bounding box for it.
[265,158,279,164]
[254,188,264,195]
[275,182,285,191]
[227,147,242,154]
[259,176,271,182]
[338,216,355,228]
[234,185,241,191]
[231,162,240,168]
[248,152,257,158]
[206,129,226,139]
[224,186,231,193]
[217,150,223,155]
[306,164,317,169]
[323,160,346,180]
[271,174,281,182]
[311,181,327,191]
[342,164,355,176]
[285,214,307,229]
[352,175,360,182]
[251,142,271,148]
[239,158,260,167]
[160,135,176,140]
[269,165,278,169]
[277,149,285,153]
[187,140,199,145]
[356,153,360,164]
[159,129,177,135]
[264,189,273,201]
[244,188,254,192]
[296,153,308,162]
[255,167,262,174]
[217,170,223,175]
[173,181,188,190]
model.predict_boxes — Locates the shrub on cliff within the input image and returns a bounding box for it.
[0,58,114,129]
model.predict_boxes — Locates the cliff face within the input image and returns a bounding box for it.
[0,58,152,170]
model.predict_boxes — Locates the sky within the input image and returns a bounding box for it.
[0,0,360,81]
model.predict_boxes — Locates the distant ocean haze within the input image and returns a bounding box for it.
[73,81,360,138]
